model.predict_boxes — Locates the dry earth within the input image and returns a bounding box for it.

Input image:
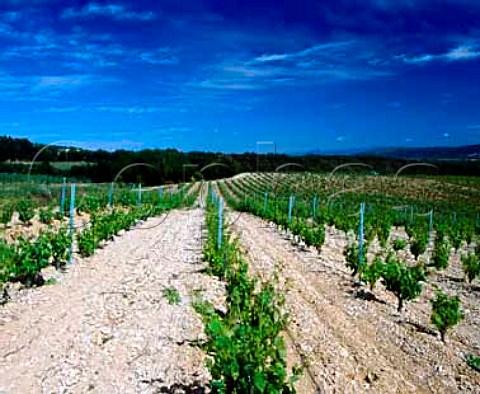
[228,210,480,394]
[0,208,225,394]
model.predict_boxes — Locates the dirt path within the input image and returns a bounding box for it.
[228,210,479,394]
[1,208,224,393]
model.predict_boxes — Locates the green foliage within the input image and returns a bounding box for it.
[48,227,71,268]
[430,287,463,343]
[162,287,181,305]
[410,231,428,260]
[363,255,384,291]
[0,227,72,288]
[381,256,426,312]
[78,194,103,213]
[17,199,35,224]
[77,228,96,257]
[344,241,366,278]
[392,239,407,251]
[430,234,450,270]
[199,194,299,393]
[39,207,54,225]
[0,203,14,226]
[466,354,480,372]
[301,223,326,251]
[461,253,480,284]
[377,218,391,248]
[449,226,464,251]
[0,240,15,283]
[10,234,51,286]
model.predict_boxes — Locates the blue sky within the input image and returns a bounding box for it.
[1,0,480,153]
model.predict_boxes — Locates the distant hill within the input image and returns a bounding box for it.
[363,144,480,161]
[1,135,479,184]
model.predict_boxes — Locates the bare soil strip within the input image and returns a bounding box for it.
[228,210,480,394]
[1,208,224,393]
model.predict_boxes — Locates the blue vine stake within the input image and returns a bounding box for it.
[137,184,142,208]
[108,182,114,206]
[210,188,216,204]
[158,185,163,202]
[68,183,76,264]
[60,177,66,216]
[358,202,366,271]
[428,210,434,241]
[288,195,294,223]
[217,198,223,249]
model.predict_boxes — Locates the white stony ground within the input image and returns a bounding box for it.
[228,210,480,394]
[0,208,225,394]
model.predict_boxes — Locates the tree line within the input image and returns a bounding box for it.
[0,136,479,185]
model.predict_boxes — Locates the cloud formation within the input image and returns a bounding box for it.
[401,44,480,64]
[62,3,156,21]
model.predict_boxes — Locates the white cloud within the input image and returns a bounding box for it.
[96,105,170,114]
[402,44,480,64]
[62,3,156,21]
[194,40,392,91]
[252,41,355,64]
[139,48,179,65]
[446,45,480,60]
[43,106,83,113]
[36,75,89,88]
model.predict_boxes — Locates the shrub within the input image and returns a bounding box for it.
[77,228,96,257]
[466,354,480,372]
[377,219,391,248]
[0,240,15,284]
[17,199,35,224]
[449,226,463,251]
[430,288,463,343]
[392,239,407,251]
[461,253,480,284]
[430,235,450,270]
[344,242,367,278]
[381,256,426,312]
[11,234,52,286]
[410,232,428,260]
[162,287,181,305]
[363,255,384,291]
[39,207,54,225]
[48,227,71,268]
[0,203,14,227]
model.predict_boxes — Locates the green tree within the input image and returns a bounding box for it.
[17,199,35,224]
[381,256,426,312]
[0,203,14,227]
[363,255,384,291]
[430,288,463,343]
[461,253,480,284]
[430,234,450,270]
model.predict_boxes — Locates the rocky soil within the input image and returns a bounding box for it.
[228,210,480,394]
[0,208,225,393]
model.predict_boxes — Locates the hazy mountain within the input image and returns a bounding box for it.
[363,145,480,161]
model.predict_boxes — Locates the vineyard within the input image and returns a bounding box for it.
[1,172,479,392]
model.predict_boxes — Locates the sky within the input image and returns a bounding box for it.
[0,0,480,153]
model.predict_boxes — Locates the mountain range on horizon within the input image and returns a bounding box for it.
[302,144,480,161]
